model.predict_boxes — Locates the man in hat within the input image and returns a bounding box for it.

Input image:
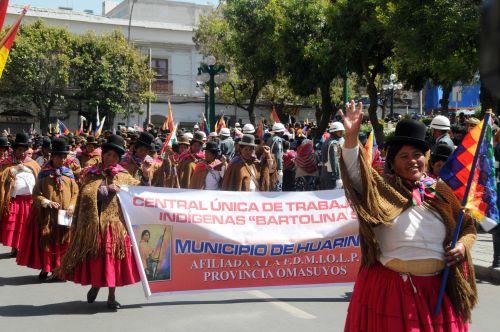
[189,141,226,190]
[120,132,155,186]
[466,117,480,133]
[64,137,82,177]
[429,143,454,178]
[78,136,101,169]
[0,133,41,257]
[16,138,79,281]
[219,128,234,159]
[208,132,219,143]
[177,131,205,189]
[221,134,275,191]
[319,122,345,190]
[430,115,455,151]
[267,123,285,191]
[242,124,256,135]
[35,137,52,167]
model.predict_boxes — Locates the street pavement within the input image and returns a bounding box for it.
[472,232,500,284]
[1,245,499,332]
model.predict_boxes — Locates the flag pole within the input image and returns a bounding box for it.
[153,226,168,280]
[434,111,492,315]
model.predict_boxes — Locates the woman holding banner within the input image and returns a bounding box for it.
[189,141,226,190]
[339,101,476,331]
[221,134,274,191]
[60,134,140,311]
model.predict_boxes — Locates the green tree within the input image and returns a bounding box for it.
[389,0,481,111]
[272,0,345,137]
[0,20,73,131]
[329,0,394,145]
[71,31,153,129]
[194,0,279,124]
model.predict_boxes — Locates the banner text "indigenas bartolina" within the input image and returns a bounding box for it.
[118,187,360,297]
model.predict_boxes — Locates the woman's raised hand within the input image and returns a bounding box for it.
[339,100,364,149]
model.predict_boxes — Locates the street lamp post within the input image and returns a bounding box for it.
[128,0,137,43]
[382,74,404,118]
[196,56,226,130]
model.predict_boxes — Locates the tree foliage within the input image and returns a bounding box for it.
[0,20,72,131]
[272,0,344,137]
[328,0,394,144]
[0,20,153,131]
[72,31,153,127]
[194,0,280,124]
[389,0,481,111]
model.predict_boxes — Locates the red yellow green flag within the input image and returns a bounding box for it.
[270,106,281,124]
[0,1,9,33]
[0,6,27,79]
[162,100,175,132]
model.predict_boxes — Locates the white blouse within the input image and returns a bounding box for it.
[205,166,225,190]
[11,166,36,197]
[342,146,445,265]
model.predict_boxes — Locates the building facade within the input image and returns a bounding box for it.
[3,1,315,133]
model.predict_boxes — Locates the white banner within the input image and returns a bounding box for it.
[118,187,360,297]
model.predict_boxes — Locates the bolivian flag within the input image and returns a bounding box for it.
[0,1,9,33]
[0,6,27,79]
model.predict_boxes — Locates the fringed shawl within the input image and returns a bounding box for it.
[340,145,477,321]
[60,170,139,274]
[0,159,40,217]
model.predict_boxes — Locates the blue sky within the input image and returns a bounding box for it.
[11,0,217,14]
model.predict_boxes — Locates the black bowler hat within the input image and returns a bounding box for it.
[102,134,126,156]
[0,136,10,148]
[85,136,98,146]
[239,134,256,147]
[135,132,155,150]
[385,119,429,152]
[191,131,205,144]
[51,138,70,155]
[431,143,453,161]
[204,141,219,153]
[41,137,52,149]
[12,133,30,148]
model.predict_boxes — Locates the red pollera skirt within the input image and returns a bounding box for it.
[16,208,69,273]
[65,226,140,288]
[0,195,32,249]
[344,262,469,332]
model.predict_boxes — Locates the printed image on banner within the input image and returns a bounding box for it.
[118,187,360,297]
[134,224,172,282]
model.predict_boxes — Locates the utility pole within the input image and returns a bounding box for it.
[146,47,152,127]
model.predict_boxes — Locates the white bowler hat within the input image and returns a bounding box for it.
[430,115,451,130]
[329,122,345,132]
[242,123,255,134]
[272,122,286,133]
[220,128,230,136]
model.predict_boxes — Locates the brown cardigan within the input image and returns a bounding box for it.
[340,145,477,321]
[151,157,180,188]
[189,161,225,190]
[0,159,40,217]
[221,156,275,191]
[32,174,79,248]
[177,156,198,189]
[78,154,101,169]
